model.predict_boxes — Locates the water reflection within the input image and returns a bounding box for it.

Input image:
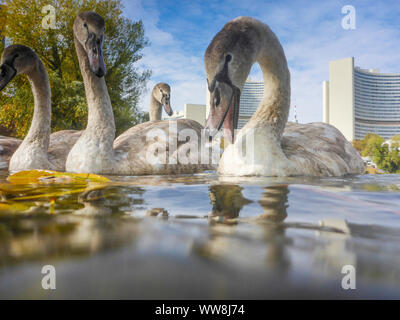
[208,184,289,223]
[256,185,289,223]
[198,184,290,272]
[208,184,251,221]
[0,185,145,266]
[1,171,400,298]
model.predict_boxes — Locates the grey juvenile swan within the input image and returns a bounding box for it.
[66,12,212,175]
[0,135,21,170]
[149,82,173,121]
[0,45,82,172]
[204,17,364,177]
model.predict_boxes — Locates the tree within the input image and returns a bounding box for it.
[352,139,365,153]
[391,135,400,150]
[0,0,151,138]
[359,133,400,173]
[361,133,385,158]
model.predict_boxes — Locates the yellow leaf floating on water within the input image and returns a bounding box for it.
[0,171,111,214]
[0,202,32,213]
[7,170,110,185]
[12,186,89,201]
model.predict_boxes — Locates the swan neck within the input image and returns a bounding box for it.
[24,60,51,150]
[246,29,290,140]
[149,94,162,121]
[75,36,115,138]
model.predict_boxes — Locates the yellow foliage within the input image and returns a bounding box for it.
[0,201,33,213]
[1,0,150,138]
[7,169,110,185]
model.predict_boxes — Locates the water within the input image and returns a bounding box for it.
[0,171,399,299]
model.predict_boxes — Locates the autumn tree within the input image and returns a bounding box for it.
[0,0,151,138]
[358,133,400,173]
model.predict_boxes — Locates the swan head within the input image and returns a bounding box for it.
[153,83,173,116]
[0,44,38,91]
[204,18,258,143]
[74,11,106,77]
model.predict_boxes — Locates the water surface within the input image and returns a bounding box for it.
[0,171,399,299]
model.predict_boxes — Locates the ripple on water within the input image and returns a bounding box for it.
[0,172,400,298]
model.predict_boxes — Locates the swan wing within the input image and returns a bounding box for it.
[48,130,83,171]
[113,119,214,175]
[0,136,22,170]
[281,122,365,176]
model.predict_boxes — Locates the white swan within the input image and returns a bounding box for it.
[204,17,364,177]
[0,45,82,171]
[66,12,212,175]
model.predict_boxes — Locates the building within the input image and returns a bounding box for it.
[206,79,264,129]
[323,57,400,141]
[184,104,206,126]
[163,104,206,126]
[237,81,264,129]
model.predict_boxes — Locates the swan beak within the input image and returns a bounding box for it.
[0,63,17,91]
[86,35,106,77]
[223,87,240,144]
[163,102,173,116]
[205,84,240,144]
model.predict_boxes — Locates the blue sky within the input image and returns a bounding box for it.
[122,0,400,123]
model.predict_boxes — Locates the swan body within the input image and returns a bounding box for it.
[0,131,82,171]
[111,82,213,174]
[204,17,364,177]
[66,12,212,175]
[0,45,81,172]
[0,136,21,170]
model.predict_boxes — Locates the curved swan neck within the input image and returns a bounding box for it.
[245,23,290,140]
[149,94,162,121]
[74,36,115,137]
[24,60,51,149]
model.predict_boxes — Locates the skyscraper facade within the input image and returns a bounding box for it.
[323,57,400,141]
[237,81,264,129]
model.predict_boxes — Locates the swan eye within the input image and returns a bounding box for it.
[225,54,232,62]
[214,89,221,106]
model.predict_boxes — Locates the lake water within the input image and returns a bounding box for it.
[0,171,399,299]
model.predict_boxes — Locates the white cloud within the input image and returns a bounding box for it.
[122,0,400,124]
[122,0,207,115]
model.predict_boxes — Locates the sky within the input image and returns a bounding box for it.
[121,0,400,123]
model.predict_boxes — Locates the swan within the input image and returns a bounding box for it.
[66,12,212,175]
[204,17,364,177]
[149,83,173,121]
[0,136,21,170]
[0,44,82,171]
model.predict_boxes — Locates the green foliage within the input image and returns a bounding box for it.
[352,139,365,153]
[391,135,400,150]
[361,133,385,158]
[0,0,151,138]
[359,133,400,174]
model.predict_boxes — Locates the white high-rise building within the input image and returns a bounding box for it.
[163,104,206,126]
[238,81,264,129]
[323,57,400,141]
